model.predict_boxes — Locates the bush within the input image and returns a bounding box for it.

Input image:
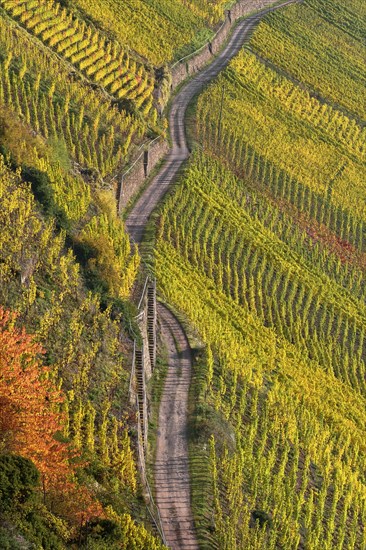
[87,518,122,541]
[23,511,64,550]
[21,165,69,230]
[0,454,39,511]
[0,526,24,550]
[250,509,273,529]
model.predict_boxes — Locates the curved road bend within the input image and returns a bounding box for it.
[126,0,299,244]
[125,2,299,549]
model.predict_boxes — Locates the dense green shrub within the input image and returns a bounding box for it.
[0,454,39,511]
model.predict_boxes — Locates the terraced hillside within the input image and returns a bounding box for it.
[0,8,163,185]
[0,0,364,547]
[152,0,366,547]
[0,0,156,114]
[71,0,228,64]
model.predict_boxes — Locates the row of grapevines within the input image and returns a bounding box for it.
[191,153,366,303]
[154,238,366,549]
[0,0,155,114]
[231,49,365,160]
[33,153,91,222]
[250,1,366,119]
[210,158,365,302]
[202,122,365,253]
[72,0,226,65]
[158,155,366,398]
[65,396,137,492]
[0,16,145,177]
[196,50,366,221]
[208,377,366,550]
[305,0,366,44]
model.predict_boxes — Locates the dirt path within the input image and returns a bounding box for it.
[155,304,198,550]
[124,3,300,548]
[125,0,299,244]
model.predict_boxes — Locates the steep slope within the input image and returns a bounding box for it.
[0,0,157,117]
[250,0,366,119]
[0,0,364,547]
[150,0,366,547]
[126,1,297,243]
[0,152,165,548]
[0,0,160,546]
[72,0,225,65]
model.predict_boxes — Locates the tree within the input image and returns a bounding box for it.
[0,308,67,487]
[0,454,39,511]
[0,307,102,522]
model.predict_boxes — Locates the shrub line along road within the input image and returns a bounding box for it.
[125,2,299,548]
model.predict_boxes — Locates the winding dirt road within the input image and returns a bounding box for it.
[125,0,299,244]
[125,2,299,548]
[156,305,197,550]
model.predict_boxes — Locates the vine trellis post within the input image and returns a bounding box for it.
[128,276,165,543]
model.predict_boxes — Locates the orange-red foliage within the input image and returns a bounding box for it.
[0,307,102,522]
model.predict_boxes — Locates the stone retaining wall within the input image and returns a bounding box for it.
[117,138,168,213]
[171,0,278,90]
[119,0,279,213]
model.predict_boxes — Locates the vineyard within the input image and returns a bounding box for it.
[0,0,163,544]
[155,238,366,549]
[196,50,366,223]
[152,0,366,546]
[0,0,156,114]
[249,0,366,119]
[0,15,152,178]
[0,0,365,546]
[72,0,227,65]
[0,31,161,536]
[154,153,366,548]
[158,153,366,395]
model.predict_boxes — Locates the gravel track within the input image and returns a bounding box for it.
[125,3,299,548]
[126,0,298,245]
[156,304,197,550]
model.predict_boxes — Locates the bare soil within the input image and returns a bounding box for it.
[155,304,198,550]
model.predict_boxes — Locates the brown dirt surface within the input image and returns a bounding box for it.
[155,304,198,550]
